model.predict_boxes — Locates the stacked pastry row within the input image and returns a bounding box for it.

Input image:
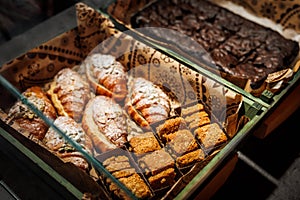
[6,53,227,199]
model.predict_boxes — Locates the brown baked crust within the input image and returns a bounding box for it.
[166,129,199,156]
[128,132,161,155]
[82,96,128,153]
[47,68,91,122]
[194,123,227,149]
[84,53,128,101]
[43,116,93,171]
[148,168,176,189]
[185,111,210,130]
[109,173,152,199]
[103,155,152,199]
[181,103,205,116]
[176,149,206,168]
[125,77,171,128]
[156,117,187,141]
[7,86,57,140]
[138,148,174,176]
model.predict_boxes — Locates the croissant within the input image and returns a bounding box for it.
[47,68,91,122]
[7,86,57,140]
[84,53,128,101]
[82,95,128,153]
[125,77,171,128]
[43,116,93,171]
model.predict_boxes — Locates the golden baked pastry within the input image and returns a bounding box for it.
[125,77,171,128]
[109,173,152,199]
[47,68,91,122]
[165,129,199,156]
[194,123,227,149]
[176,149,206,168]
[84,53,128,101]
[138,148,176,190]
[103,155,152,199]
[128,132,161,155]
[82,95,128,153]
[148,168,176,189]
[156,117,187,141]
[7,86,57,140]
[181,103,205,116]
[43,116,93,172]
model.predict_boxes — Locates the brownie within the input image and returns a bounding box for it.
[133,0,299,85]
[184,111,210,130]
[138,148,176,190]
[103,155,132,173]
[165,129,199,156]
[129,132,161,155]
[176,149,206,168]
[194,123,227,149]
[181,103,205,116]
[156,117,187,140]
[112,168,136,179]
[138,149,175,176]
[148,168,176,189]
[109,173,152,199]
[103,155,152,199]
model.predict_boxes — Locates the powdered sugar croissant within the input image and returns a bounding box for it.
[82,95,128,153]
[47,68,91,122]
[125,77,171,128]
[44,116,93,172]
[84,53,128,101]
[7,86,57,140]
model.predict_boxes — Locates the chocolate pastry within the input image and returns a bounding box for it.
[47,68,91,122]
[125,77,171,128]
[82,95,128,153]
[44,116,93,171]
[84,53,128,101]
[132,0,299,85]
[7,86,57,140]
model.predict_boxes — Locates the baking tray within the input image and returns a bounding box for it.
[0,2,278,200]
[103,0,300,107]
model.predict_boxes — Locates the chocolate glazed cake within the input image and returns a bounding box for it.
[132,0,299,88]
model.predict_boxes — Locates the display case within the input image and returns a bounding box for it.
[0,1,299,199]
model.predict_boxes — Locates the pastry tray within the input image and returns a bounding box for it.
[104,0,300,106]
[0,1,298,199]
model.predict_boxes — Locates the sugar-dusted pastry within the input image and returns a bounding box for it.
[84,53,128,101]
[7,86,57,140]
[47,68,91,122]
[125,77,171,128]
[82,95,128,153]
[43,116,93,171]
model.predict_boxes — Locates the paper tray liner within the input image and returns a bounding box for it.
[0,3,249,199]
[106,0,300,97]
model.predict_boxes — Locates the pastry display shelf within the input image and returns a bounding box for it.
[97,0,300,138]
[0,1,299,199]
